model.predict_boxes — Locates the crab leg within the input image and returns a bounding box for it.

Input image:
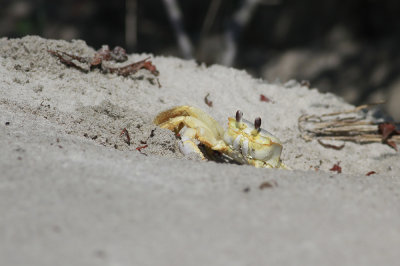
[178,126,205,159]
[155,114,228,158]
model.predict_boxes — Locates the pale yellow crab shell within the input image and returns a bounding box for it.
[154,105,285,168]
[223,117,283,168]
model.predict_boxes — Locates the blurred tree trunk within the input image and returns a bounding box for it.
[125,0,137,52]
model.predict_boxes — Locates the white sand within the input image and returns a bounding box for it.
[1,36,400,266]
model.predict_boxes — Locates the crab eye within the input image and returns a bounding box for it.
[236,110,243,122]
[254,117,261,130]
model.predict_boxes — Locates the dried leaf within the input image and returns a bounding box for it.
[378,122,397,140]
[260,94,271,102]
[259,180,277,189]
[386,140,398,151]
[329,162,342,173]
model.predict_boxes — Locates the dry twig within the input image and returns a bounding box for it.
[49,47,159,78]
[204,93,213,107]
[298,103,400,150]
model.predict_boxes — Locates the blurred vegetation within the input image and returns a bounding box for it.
[1,0,400,118]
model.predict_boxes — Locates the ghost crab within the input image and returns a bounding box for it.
[154,106,288,169]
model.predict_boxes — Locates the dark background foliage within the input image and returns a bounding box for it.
[1,0,399,119]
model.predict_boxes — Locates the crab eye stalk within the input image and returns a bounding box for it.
[236,110,243,122]
[254,117,261,131]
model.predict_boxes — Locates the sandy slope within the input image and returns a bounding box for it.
[1,36,399,266]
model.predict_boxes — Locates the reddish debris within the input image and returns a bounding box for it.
[204,93,213,107]
[136,145,148,152]
[91,45,112,66]
[142,60,159,76]
[111,46,128,62]
[260,94,271,102]
[329,162,342,174]
[378,123,398,139]
[90,45,127,66]
[300,80,311,88]
[120,128,131,145]
[366,171,376,176]
[48,49,88,69]
[259,180,278,189]
[378,122,400,151]
[386,140,398,151]
[317,140,345,150]
[49,46,159,77]
[107,56,159,76]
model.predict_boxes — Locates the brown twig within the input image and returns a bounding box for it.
[107,56,159,76]
[298,102,399,150]
[259,180,278,189]
[120,128,131,145]
[317,140,345,150]
[366,171,376,176]
[204,93,213,107]
[136,145,148,156]
[49,49,159,78]
[48,49,89,72]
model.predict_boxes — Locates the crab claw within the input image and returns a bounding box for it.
[154,106,228,159]
[154,105,224,138]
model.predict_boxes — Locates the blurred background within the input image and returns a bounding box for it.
[1,0,399,119]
